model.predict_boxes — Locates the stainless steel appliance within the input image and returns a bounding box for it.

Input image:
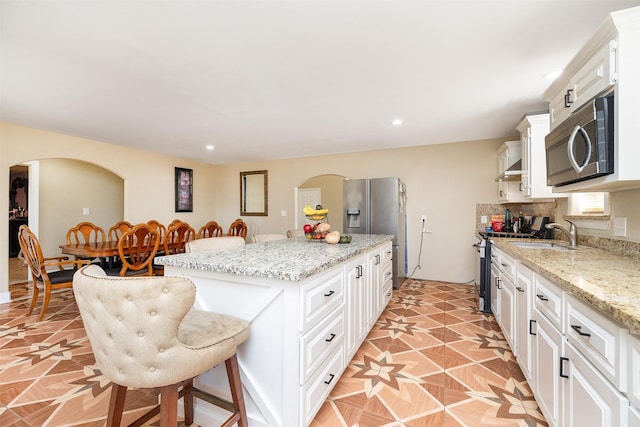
[545,92,614,187]
[474,216,551,313]
[343,177,407,289]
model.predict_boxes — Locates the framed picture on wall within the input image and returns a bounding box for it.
[175,167,193,212]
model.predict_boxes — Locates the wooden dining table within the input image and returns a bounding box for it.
[60,241,121,259]
[60,241,168,270]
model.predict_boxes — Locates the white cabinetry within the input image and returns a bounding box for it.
[517,113,565,200]
[344,254,367,361]
[629,334,640,412]
[532,275,565,427]
[515,263,534,386]
[492,246,516,349]
[543,7,640,191]
[164,239,394,427]
[548,41,617,130]
[492,246,634,427]
[496,141,525,203]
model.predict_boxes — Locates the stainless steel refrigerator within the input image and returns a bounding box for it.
[343,177,407,289]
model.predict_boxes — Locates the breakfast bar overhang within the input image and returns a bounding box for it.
[155,234,395,427]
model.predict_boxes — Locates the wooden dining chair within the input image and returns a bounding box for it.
[107,220,134,242]
[117,223,160,277]
[154,221,196,275]
[18,225,90,321]
[146,219,166,245]
[198,221,224,239]
[227,218,248,238]
[66,221,106,245]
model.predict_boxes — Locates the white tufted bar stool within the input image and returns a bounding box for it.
[73,264,250,426]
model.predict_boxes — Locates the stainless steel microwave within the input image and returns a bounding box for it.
[545,93,614,187]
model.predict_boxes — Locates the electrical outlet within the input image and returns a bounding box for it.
[481,215,488,224]
[613,217,627,237]
[421,215,427,223]
[281,210,287,217]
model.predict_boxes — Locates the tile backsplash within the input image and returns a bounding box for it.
[475,202,556,232]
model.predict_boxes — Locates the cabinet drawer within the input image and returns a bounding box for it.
[629,334,640,409]
[565,294,628,390]
[498,251,516,283]
[534,274,564,332]
[381,261,393,288]
[300,310,344,384]
[381,243,393,264]
[300,346,344,426]
[300,270,344,333]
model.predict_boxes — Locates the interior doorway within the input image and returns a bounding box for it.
[9,165,29,284]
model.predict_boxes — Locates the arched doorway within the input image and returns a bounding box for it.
[8,159,124,286]
[296,174,347,231]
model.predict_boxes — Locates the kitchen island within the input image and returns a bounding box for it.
[155,234,394,427]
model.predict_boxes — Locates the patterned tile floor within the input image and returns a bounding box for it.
[0,278,547,426]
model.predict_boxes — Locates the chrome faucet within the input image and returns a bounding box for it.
[545,220,578,247]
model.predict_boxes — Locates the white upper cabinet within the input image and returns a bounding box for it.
[517,113,566,200]
[543,7,640,192]
[496,140,525,203]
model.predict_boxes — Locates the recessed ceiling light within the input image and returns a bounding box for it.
[545,70,562,80]
[392,119,403,126]
[206,145,215,151]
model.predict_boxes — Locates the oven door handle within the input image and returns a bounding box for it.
[567,125,592,173]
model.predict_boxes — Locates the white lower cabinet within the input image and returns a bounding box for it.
[563,342,628,427]
[515,263,534,386]
[533,309,565,427]
[492,245,634,427]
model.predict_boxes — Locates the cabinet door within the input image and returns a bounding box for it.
[490,262,500,321]
[534,311,564,427]
[563,342,628,427]
[570,40,616,114]
[499,275,515,350]
[368,251,382,325]
[344,255,367,361]
[515,264,534,385]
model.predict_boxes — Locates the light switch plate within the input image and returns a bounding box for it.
[613,217,627,237]
[281,210,287,217]
[82,207,90,215]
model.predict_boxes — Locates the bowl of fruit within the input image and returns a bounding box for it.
[304,222,331,241]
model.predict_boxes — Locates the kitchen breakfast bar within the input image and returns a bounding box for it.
[155,234,394,427]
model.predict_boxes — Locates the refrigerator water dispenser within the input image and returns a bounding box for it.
[346,208,361,228]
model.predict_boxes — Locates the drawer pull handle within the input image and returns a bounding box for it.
[324,373,336,385]
[495,278,501,289]
[324,290,335,297]
[325,333,336,343]
[515,286,524,293]
[501,263,508,267]
[536,294,548,301]
[571,324,591,337]
[386,272,392,277]
[529,319,536,335]
[560,357,569,378]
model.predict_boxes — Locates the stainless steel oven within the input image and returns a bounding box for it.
[474,216,552,314]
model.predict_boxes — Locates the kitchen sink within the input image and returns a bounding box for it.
[509,241,575,250]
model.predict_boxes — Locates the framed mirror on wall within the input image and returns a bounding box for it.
[240,170,268,216]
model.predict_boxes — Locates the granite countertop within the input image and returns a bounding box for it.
[491,238,640,335]
[155,234,393,282]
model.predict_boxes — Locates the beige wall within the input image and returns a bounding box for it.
[1,122,218,299]
[39,159,124,255]
[4,121,637,302]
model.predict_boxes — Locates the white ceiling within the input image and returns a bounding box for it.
[2,1,639,165]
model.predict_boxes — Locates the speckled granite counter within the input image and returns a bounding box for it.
[491,238,640,335]
[155,234,393,281]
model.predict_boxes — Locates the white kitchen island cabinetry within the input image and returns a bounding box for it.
[156,235,393,427]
